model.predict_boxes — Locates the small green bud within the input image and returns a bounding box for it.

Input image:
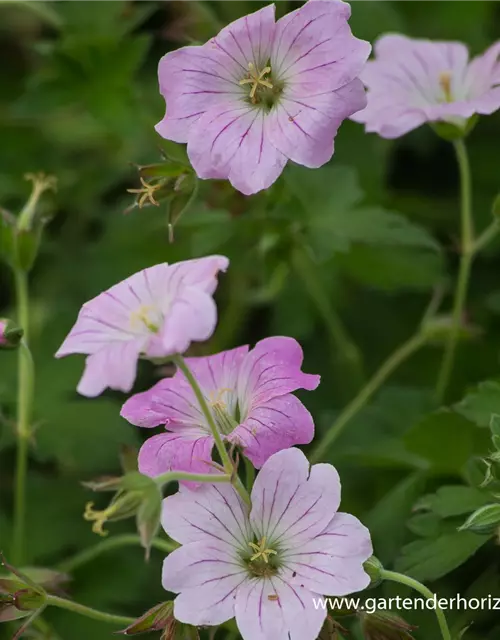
[0,319,23,349]
[459,503,500,535]
[13,589,46,612]
[363,556,384,589]
[119,601,175,635]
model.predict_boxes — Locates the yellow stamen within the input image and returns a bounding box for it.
[127,178,162,208]
[130,305,160,333]
[83,502,111,537]
[439,71,453,103]
[208,388,233,409]
[239,62,273,103]
[248,537,277,563]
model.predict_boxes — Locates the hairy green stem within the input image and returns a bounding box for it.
[155,470,231,486]
[171,355,251,506]
[381,569,451,640]
[58,534,177,574]
[310,332,427,463]
[46,595,134,626]
[12,271,34,565]
[292,245,364,396]
[435,139,473,404]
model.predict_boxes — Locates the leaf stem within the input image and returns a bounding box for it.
[381,569,451,640]
[435,139,473,404]
[171,355,251,507]
[154,470,231,486]
[46,595,134,627]
[12,270,34,565]
[57,534,177,574]
[310,332,427,463]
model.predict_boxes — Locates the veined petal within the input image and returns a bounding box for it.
[250,448,341,547]
[163,541,247,626]
[77,340,143,397]
[138,433,214,486]
[267,78,367,168]
[165,255,229,295]
[187,106,287,194]
[235,576,326,640]
[283,512,372,595]
[161,482,251,547]
[237,337,319,413]
[464,41,500,97]
[229,395,315,468]
[212,4,276,73]
[272,0,370,92]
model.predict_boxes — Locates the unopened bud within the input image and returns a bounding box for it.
[363,556,384,589]
[459,504,500,535]
[0,319,23,349]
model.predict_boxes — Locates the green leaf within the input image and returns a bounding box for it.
[416,485,491,518]
[395,531,490,581]
[404,410,490,474]
[455,380,500,427]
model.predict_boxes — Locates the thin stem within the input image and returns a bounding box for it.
[171,355,251,506]
[155,470,231,486]
[381,569,451,640]
[46,595,134,627]
[435,139,473,404]
[292,245,364,397]
[12,270,34,565]
[58,534,177,574]
[310,332,427,463]
[473,220,499,254]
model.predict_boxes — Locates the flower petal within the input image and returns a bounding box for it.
[162,482,251,547]
[237,337,319,414]
[268,78,367,167]
[229,395,315,468]
[235,576,326,640]
[213,4,276,73]
[272,0,370,92]
[138,432,214,486]
[187,106,287,194]
[165,255,230,294]
[283,512,372,596]
[250,448,341,547]
[163,541,247,626]
[77,340,143,397]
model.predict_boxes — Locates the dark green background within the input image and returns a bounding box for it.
[1,2,500,638]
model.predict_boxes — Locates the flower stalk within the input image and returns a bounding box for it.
[171,355,251,506]
[381,569,451,640]
[45,595,134,627]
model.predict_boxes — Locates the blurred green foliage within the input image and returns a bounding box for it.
[1,1,500,639]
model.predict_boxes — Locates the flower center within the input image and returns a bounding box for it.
[129,305,161,333]
[244,536,279,577]
[438,71,454,103]
[239,62,274,104]
[208,388,239,435]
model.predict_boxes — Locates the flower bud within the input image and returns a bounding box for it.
[459,504,500,535]
[0,319,23,349]
[0,555,49,627]
[119,601,199,640]
[359,610,416,639]
[363,556,384,589]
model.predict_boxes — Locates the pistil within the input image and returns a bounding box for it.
[240,62,273,104]
[438,71,453,103]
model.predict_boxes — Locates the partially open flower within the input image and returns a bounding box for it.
[55,256,228,396]
[353,36,500,138]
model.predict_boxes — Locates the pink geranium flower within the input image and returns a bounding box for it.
[55,257,228,397]
[353,35,500,138]
[156,0,370,195]
[121,337,319,478]
[161,448,372,640]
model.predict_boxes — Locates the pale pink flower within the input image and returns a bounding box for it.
[156,0,370,195]
[353,35,500,138]
[55,257,228,397]
[121,337,319,480]
[161,448,372,640]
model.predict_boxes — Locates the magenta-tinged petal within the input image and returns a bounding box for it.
[229,394,315,468]
[283,512,372,596]
[268,78,366,168]
[163,541,246,626]
[213,4,276,73]
[272,1,370,92]
[138,433,214,485]
[235,576,326,640]
[187,105,287,194]
[250,448,341,547]
[77,340,143,397]
[161,482,251,546]
[237,337,319,413]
